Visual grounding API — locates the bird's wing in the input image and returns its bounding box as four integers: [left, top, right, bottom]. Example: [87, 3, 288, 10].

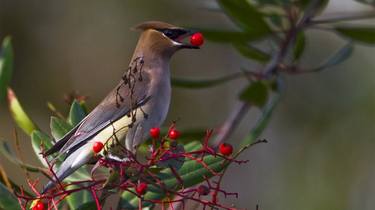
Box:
[45, 65, 151, 157]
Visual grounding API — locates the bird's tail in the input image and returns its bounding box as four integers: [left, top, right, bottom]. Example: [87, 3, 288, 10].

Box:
[41, 146, 91, 194]
[41, 163, 77, 194]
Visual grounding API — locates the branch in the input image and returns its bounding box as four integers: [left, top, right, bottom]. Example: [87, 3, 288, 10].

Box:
[211, 102, 250, 147]
[310, 11, 375, 25]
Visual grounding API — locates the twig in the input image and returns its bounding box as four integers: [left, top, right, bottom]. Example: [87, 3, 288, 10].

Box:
[310, 11, 375, 25]
[0, 163, 12, 191]
[211, 102, 250, 147]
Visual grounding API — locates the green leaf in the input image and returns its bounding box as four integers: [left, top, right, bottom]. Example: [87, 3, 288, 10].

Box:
[0, 36, 13, 100]
[217, 0, 271, 34]
[267, 14, 284, 28]
[239, 81, 269, 108]
[335, 26, 375, 44]
[63, 165, 92, 182]
[65, 186, 93, 210]
[0, 172, 32, 197]
[0, 140, 45, 173]
[311, 42, 354, 71]
[201, 29, 268, 43]
[50, 116, 73, 139]
[31, 130, 54, 166]
[7, 88, 37, 135]
[293, 32, 306, 60]
[157, 143, 185, 170]
[233, 42, 270, 63]
[255, 0, 286, 5]
[298, 0, 329, 14]
[240, 91, 281, 147]
[120, 141, 227, 209]
[76, 201, 98, 210]
[172, 73, 242, 89]
[68, 100, 87, 126]
[0, 182, 21, 210]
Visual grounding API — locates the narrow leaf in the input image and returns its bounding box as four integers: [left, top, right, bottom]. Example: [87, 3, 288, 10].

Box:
[7, 88, 37, 135]
[0, 182, 21, 210]
[254, 0, 285, 5]
[217, 0, 271, 34]
[50, 116, 73, 139]
[121, 155, 227, 209]
[0, 140, 44, 173]
[201, 29, 267, 43]
[298, 0, 329, 15]
[233, 42, 270, 63]
[0, 36, 13, 100]
[311, 42, 354, 71]
[172, 73, 242, 89]
[335, 26, 375, 44]
[120, 141, 226, 209]
[64, 166, 92, 182]
[0, 171, 32, 196]
[293, 32, 306, 60]
[68, 100, 86, 126]
[31, 130, 54, 166]
[65, 186, 93, 210]
[240, 91, 281, 147]
[76, 201, 97, 210]
[239, 81, 269, 108]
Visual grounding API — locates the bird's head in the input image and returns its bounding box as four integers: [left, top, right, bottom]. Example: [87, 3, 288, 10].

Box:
[133, 21, 199, 57]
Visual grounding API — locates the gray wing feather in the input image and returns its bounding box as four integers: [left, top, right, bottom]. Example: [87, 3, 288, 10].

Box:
[47, 68, 151, 157]
[44, 121, 82, 156]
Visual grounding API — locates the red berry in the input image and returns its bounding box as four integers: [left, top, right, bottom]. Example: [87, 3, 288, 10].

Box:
[136, 182, 148, 195]
[149, 127, 160, 139]
[219, 143, 233, 156]
[32, 201, 45, 210]
[92, 141, 104, 153]
[197, 185, 210, 196]
[190, 32, 204, 47]
[168, 129, 180, 140]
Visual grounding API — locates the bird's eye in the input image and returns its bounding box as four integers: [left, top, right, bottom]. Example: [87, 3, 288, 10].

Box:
[164, 30, 174, 37]
[158, 29, 187, 40]
[162, 29, 179, 40]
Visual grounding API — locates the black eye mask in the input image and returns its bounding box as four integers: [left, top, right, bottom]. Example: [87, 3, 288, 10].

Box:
[156, 28, 200, 49]
[157, 28, 187, 40]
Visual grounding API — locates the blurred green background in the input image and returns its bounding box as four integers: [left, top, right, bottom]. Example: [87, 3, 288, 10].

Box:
[0, 0, 374, 209]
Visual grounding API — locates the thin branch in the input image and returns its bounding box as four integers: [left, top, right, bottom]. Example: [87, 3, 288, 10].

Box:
[211, 102, 250, 147]
[310, 11, 375, 25]
[0, 163, 12, 191]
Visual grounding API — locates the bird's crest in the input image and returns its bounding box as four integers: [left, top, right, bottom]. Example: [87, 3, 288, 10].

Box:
[133, 21, 179, 30]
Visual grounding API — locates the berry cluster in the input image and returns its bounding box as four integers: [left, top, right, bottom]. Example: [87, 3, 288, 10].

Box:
[15, 123, 259, 210]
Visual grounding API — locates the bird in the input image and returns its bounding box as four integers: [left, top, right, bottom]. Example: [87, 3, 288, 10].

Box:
[42, 21, 200, 193]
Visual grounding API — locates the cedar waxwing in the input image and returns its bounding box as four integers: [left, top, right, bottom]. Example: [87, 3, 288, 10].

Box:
[42, 21, 199, 193]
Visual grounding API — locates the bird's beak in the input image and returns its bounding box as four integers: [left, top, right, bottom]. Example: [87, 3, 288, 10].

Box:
[173, 29, 200, 49]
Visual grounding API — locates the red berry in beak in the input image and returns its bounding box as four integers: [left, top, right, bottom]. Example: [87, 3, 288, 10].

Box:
[219, 143, 233, 156]
[150, 127, 160, 139]
[136, 182, 148, 195]
[168, 129, 181, 140]
[190, 32, 204, 47]
[92, 141, 104, 153]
